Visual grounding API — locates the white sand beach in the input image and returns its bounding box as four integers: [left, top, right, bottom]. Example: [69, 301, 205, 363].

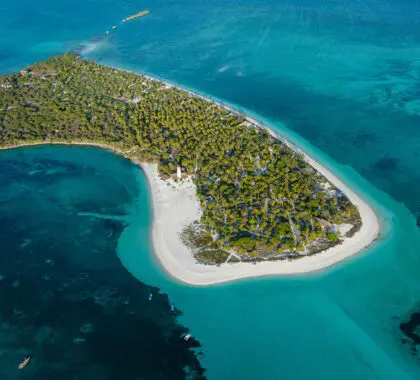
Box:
[141, 154, 380, 286]
[129, 81, 381, 286]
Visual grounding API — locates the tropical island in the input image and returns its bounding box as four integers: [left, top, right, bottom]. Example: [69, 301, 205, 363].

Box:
[0, 54, 379, 285]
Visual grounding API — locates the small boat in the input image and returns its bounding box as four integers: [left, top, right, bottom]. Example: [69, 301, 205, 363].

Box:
[18, 356, 31, 370]
[148, 293, 153, 301]
[170, 304, 175, 312]
[112, 25, 117, 29]
[184, 334, 192, 341]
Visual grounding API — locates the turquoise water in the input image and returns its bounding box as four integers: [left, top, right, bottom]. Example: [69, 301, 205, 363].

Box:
[1, 0, 420, 378]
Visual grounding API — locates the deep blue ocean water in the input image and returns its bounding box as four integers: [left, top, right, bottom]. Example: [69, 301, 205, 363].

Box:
[0, 146, 205, 379]
[1, 0, 420, 378]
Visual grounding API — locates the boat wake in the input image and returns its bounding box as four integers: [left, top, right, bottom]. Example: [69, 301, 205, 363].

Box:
[77, 40, 108, 56]
[217, 64, 230, 73]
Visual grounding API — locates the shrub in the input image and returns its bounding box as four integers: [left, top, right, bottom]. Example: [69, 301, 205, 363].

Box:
[326, 233, 339, 241]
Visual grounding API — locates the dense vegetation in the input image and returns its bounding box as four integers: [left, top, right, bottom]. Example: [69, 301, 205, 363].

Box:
[0, 54, 361, 264]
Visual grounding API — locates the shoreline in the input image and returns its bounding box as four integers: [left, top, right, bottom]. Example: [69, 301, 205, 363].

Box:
[0, 64, 380, 286]
[130, 71, 381, 284]
[141, 163, 380, 286]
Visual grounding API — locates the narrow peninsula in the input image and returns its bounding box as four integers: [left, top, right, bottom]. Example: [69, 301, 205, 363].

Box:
[122, 10, 150, 23]
[0, 54, 379, 285]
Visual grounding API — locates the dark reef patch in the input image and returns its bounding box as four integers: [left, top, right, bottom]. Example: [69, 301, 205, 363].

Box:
[400, 312, 420, 353]
[399, 304, 420, 358]
[372, 155, 399, 172]
[0, 147, 205, 379]
[0, 48, 13, 62]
